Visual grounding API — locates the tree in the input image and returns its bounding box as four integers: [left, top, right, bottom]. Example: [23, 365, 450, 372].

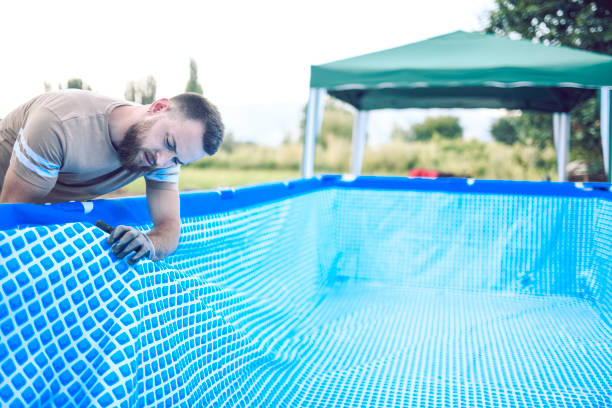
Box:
[43, 79, 91, 92]
[491, 112, 552, 148]
[486, 1, 611, 54]
[124, 76, 157, 105]
[67, 78, 83, 89]
[299, 99, 354, 149]
[281, 131, 293, 145]
[185, 58, 203, 94]
[485, 0, 612, 174]
[491, 117, 518, 145]
[66, 78, 92, 90]
[409, 116, 463, 141]
[125, 81, 136, 102]
[390, 124, 410, 142]
[220, 131, 236, 153]
[140, 76, 156, 105]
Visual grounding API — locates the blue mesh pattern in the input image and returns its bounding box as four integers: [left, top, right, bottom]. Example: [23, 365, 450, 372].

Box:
[589, 199, 612, 324]
[333, 190, 597, 296]
[1, 185, 611, 407]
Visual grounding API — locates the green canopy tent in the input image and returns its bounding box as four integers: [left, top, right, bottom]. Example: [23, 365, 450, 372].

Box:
[303, 31, 612, 181]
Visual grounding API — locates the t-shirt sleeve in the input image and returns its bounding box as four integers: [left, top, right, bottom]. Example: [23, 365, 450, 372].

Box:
[8, 108, 64, 190]
[144, 165, 180, 191]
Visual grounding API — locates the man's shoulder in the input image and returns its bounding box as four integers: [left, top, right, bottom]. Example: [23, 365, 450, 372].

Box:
[34, 90, 130, 123]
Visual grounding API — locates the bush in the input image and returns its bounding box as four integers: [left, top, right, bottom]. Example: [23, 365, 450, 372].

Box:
[191, 136, 557, 181]
[362, 137, 555, 180]
[190, 143, 302, 171]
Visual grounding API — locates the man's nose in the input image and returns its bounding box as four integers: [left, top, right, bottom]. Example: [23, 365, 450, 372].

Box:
[155, 150, 173, 167]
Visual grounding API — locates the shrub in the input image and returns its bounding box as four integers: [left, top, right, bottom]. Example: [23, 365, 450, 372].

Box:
[190, 136, 557, 181]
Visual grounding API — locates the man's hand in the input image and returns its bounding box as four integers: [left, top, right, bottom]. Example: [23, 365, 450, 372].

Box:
[107, 225, 157, 265]
[95, 184, 180, 265]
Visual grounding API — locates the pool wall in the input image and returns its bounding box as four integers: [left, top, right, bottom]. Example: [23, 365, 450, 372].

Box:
[0, 176, 611, 407]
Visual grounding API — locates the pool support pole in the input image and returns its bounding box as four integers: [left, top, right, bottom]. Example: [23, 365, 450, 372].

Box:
[553, 112, 570, 182]
[350, 110, 370, 176]
[302, 88, 326, 178]
[601, 87, 611, 182]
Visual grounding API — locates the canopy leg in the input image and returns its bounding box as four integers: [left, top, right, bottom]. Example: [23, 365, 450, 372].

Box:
[601, 87, 611, 182]
[553, 113, 570, 182]
[350, 111, 370, 175]
[301, 88, 326, 178]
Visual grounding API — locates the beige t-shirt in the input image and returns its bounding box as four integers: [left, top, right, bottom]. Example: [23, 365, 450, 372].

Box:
[0, 90, 179, 203]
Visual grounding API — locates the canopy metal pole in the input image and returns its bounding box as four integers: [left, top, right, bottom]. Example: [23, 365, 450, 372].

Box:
[315, 89, 327, 134]
[601, 87, 611, 182]
[553, 113, 560, 180]
[301, 88, 325, 178]
[553, 113, 560, 149]
[553, 112, 570, 182]
[350, 111, 369, 175]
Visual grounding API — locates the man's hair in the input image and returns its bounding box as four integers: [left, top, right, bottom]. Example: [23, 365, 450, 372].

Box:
[169, 93, 224, 155]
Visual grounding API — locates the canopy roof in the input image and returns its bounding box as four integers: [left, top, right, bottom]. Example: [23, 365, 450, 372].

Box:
[310, 31, 612, 112]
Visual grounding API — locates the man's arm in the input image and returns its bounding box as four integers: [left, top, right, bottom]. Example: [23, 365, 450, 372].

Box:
[144, 185, 181, 259]
[1, 108, 64, 204]
[0, 167, 54, 204]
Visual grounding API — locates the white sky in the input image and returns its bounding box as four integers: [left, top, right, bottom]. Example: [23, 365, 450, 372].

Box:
[0, 0, 502, 145]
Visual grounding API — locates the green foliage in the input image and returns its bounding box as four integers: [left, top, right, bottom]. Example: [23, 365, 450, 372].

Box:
[390, 124, 409, 141]
[124, 76, 157, 105]
[485, 0, 611, 175]
[491, 111, 553, 149]
[44, 78, 91, 92]
[140, 76, 157, 105]
[319, 101, 354, 148]
[409, 116, 463, 141]
[220, 131, 236, 153]
[490, 117, 519, 145]
[192, 142, 302, 171]
[361, 138, 556, 180]
[569, 98, 605, 174]
[67, 78, 83, 89]
[190, 137, 556, 181]
[185, 58, 203, 94]
[281, 131, 294, 145]
[117, 168, 300, 195]
[66, 78, 91, 90]
[299, 99, 354, 149]
[392, 116, 463, 142]
[486, 0, 611, 53]
[125, 82, 136, 102]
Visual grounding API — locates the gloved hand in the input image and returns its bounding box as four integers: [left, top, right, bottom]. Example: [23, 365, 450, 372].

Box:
[102, 223, 158, 265]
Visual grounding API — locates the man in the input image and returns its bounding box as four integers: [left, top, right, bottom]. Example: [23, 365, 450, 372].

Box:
[0, 89, 224, 264]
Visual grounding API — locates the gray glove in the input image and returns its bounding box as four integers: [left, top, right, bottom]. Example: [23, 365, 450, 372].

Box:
[104, 224, 157, 265]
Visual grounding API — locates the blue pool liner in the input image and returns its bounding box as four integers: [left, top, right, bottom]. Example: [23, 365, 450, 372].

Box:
[0, 175, 611, 407]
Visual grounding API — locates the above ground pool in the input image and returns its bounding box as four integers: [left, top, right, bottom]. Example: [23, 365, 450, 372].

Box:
[0, 175, 611, 407]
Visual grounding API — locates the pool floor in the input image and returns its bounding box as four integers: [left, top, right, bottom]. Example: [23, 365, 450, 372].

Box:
[250, 282, 612, 407]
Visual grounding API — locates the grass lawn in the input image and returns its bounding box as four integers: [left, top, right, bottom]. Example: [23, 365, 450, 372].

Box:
[102, 167, 301, 198]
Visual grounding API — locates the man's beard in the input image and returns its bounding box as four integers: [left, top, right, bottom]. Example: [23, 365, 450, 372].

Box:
[117, 119, 157, 172]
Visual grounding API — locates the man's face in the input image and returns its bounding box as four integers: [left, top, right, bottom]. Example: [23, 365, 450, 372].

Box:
[118, 112, 206, 172]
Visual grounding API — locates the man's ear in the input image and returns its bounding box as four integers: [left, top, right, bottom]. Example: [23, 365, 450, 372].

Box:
[149, 98, 170, 113]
